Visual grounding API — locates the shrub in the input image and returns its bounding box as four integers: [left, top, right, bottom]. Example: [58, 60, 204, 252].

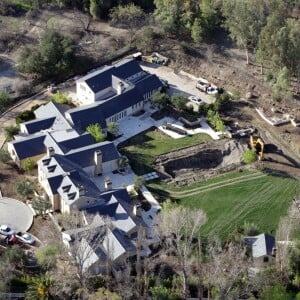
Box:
[16, 110, 35, 124]
[4, 125, 19, 141]
[0, 149, 10, 163]
[15, 179, 34, 198]
[51, 91, 71, 104]
[86, 123, 105, 143]
[243, 149, 257, 164]
[23, 158, 35, 171]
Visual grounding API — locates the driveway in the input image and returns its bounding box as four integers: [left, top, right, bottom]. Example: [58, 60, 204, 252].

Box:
[140, 62, 216, 104]
[0, 197, 34, 233]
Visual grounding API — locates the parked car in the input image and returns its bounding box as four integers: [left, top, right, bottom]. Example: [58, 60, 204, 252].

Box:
[206, 86, 219, 95]
[188, 95, 202, 104]
[0, 225, 15, 236]
[16, 232, 35, 245]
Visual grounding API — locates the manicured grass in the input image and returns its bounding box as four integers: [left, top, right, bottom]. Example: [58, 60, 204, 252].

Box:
[118, 127, 212, 175]
[148, 172, 297, 241]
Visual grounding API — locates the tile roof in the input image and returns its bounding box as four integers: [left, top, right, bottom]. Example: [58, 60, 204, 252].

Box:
[244, 233, 275, 258]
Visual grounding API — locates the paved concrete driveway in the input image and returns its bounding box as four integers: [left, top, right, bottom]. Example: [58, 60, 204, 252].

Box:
[0, 197, 33, 233]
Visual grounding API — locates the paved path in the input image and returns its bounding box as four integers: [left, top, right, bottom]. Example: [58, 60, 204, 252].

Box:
[0, 197, 34, 232]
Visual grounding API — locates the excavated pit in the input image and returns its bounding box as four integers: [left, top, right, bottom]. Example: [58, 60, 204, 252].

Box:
[154, 139, 248, 186]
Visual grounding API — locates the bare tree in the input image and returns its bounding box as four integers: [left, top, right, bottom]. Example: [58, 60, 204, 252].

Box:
[156, 206, 207, 299]
[276, 204, 300, 276]
[204, 239, 250, 300]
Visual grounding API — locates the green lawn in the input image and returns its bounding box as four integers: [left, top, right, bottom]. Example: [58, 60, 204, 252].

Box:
[148, 172, 297, 241]
[118, 127, 211, 175]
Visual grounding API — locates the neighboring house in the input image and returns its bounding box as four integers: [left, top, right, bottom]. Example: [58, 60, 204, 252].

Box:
[66, 59, 163, 132]
[38, 142, 120, 212]
[244, 233, 276, 268]
[62, 188, 148, 276]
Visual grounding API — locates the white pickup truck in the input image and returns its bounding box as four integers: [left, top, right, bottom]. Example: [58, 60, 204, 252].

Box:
[196, 77, 218, 95]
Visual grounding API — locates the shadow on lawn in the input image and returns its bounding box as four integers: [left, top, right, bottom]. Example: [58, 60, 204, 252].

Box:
[261, 167, 295, 179]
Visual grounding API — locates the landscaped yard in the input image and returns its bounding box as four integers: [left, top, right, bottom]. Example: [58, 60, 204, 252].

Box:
[118, 127, 212, 175]
[148, 170, 297, 241]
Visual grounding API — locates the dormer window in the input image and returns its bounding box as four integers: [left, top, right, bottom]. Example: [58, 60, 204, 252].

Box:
[62, 185, 71, 193]
[43, 158, 51, 166]
[47, 165, 56, 172]
[68, 192, 76, 200]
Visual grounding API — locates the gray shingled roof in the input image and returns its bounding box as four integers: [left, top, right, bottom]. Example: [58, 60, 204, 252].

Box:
[244, 233, 275, 258]
[81, 59, 143, 93]
[66, 103, 107, 132]
[22, 117, 56, 134]
[65, 141, 119, 167]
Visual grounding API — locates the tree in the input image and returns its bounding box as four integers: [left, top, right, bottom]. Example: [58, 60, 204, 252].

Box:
[260, 284, 294, 300]
[243, 149, 258, 164]
[16, 110, 35, 124]
[25, 273, 55, 300]
[15, 178, 34, 199]
[222, 0, 266, 64]
[207, 109, 225, 132]
[118, 156, 129, 169]
[156, 207, 207, 299]
[171, 94, 187, 111]
[151, 91, 170, 109]
[4, 125, 19, 141]
[86, 123, 105, 143]
[191, 18, 203, 45]
[0, 149, 10, 164]
[51, 91, 71, 104]
[135, 26, 156, 54]
[107, 122, 119, 136]
[204, 240, 250, 299]
[272, 67, 292, 102]
[18, 30, 75, 79]
[200, 0, 218, 37]
[0, 91, 11, 112]
[23, 158, 36, 171]
[31, 196, 52, 216]
[110, 4, 146, 43]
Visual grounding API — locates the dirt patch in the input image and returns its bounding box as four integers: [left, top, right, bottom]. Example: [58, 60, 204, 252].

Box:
[154, 139, 248, 186]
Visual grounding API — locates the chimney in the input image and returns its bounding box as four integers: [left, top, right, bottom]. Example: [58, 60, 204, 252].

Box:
[94, 150, 103, 176]
[78, 185, 85, 197]
[104, 177, 112, 191]
[47, 147, 55, 157]
[117, 81, 124, 95]
[133, 204, 142, 217]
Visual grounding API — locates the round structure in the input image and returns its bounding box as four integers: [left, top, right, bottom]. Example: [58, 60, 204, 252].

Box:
[0, 197, 34, 233]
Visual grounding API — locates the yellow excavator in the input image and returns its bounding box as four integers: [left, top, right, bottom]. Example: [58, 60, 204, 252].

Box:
[250, 135, 264, 161]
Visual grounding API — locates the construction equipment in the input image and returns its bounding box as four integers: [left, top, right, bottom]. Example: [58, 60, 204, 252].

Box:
[250, 135, 265, 161]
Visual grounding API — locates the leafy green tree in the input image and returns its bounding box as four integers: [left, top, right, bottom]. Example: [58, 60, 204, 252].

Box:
[0, 149, 10, 164]
[136, 26, 156, 54]
[200, 0, 218, 37]
[171, 94, 187, 111]
[243, 149, 257, 164]
[4, 125, 19, 141]
[107, 122, 119, 136]
[110, 4, 145, 43]
[18, 30, 75, 79]
[0, 91, 11, 112]
[15, 179, 34, 199]
[207, 109, 225, 131]
[118, 156, 129, 169]
[86, 123, 105, 143]
[51, 91, 71, 104]
[150, 285, 173, 300]
[151, 91, 170, 109]
[222, 0, 266, 64]
[23, 158, 36, 171]
[191, 18, 203, 45]
[32, 197, 52, 217]
[25, 273, 55, 300]
[260, 284, 294, 300]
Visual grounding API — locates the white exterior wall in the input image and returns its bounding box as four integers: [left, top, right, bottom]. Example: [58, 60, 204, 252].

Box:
[7, 143, 18, 164]
[19, 123, 29, 134]
[76, 82, 95, 105]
